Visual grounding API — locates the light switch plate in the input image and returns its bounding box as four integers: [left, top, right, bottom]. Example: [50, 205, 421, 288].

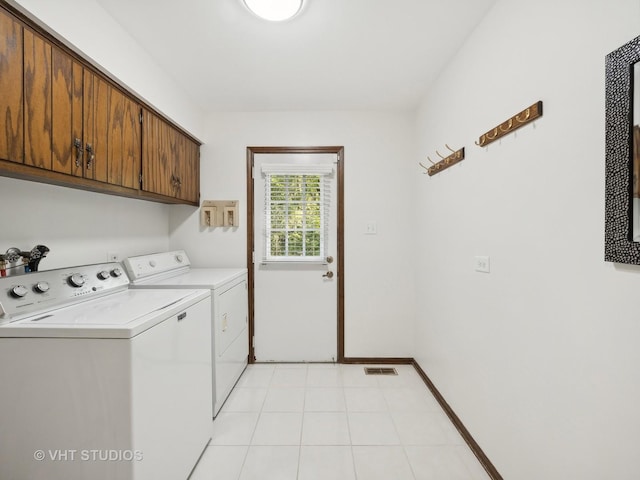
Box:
[365, 222, 377, 235]
[475, 256, 490, 273]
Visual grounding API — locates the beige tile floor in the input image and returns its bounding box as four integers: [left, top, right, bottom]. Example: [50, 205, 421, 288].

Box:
[189, 363, 491, 480]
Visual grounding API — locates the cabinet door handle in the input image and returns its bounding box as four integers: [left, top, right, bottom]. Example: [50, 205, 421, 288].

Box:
[73, 138, 83, 168]
[85, 144, 95, 169]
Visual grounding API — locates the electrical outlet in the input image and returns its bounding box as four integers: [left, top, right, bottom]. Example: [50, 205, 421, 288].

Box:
[474, 255, 490, 273]
[107, 252, 120, 262]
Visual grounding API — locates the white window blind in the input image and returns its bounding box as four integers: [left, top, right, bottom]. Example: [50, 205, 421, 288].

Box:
[262, 164, 333, 263]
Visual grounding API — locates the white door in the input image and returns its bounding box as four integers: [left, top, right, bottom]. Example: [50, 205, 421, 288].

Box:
[253, 153, 338, 362]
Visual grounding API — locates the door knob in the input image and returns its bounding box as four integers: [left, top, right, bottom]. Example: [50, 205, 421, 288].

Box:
[326, 256, 334, 264]
[322, 271, 334, 279]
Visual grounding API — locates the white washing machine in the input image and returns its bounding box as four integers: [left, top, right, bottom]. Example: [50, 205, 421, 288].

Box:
[0, 262, 212, 480]
[124, 250, 248, 416]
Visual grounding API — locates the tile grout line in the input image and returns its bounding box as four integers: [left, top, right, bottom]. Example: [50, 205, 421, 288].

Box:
[295, 365, 309, 479]
[246, 365, 274, 449]
[208, 363, 488, 480]
[340, 367, 359, 480]
[381, 376, 419, 480]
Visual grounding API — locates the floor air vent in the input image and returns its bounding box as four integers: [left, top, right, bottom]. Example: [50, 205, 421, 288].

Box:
[364, 367, 398, 375]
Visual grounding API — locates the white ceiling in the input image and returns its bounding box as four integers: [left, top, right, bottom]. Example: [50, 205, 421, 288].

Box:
[95, 0, 497, 112]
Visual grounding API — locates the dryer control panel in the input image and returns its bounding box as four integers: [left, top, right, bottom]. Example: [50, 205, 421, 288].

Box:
[0, 263, 129, 323]
[123, 250, 191, 282]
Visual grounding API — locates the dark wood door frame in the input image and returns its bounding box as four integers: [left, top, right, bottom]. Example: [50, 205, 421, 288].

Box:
[246, 146, 345, 363]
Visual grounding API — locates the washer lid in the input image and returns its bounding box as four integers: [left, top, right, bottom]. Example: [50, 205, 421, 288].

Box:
[0, 288, 210, 338]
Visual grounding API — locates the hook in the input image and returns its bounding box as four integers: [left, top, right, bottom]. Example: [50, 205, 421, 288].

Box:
[436, 150, 446, 160]
[418, 162, 430, 174]
[426, 156, 436, 165]
[499, 118, 513, 132]
[445, 143, 456, 154]
[515, 108, 531, 123]
[475, 135, 486, 146]
[486, 128, 498, 140]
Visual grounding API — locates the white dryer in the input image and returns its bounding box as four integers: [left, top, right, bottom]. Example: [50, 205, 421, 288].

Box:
[0, 262, 212, 480]
[124, 250, 248, 416]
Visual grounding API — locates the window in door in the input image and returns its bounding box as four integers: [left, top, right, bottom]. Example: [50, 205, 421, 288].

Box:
[262, 165, 333, 263]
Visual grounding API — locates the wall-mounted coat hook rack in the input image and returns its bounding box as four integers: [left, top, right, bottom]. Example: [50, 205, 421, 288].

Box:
[419, 144, 465, 176]
[475, 101, 543, 147]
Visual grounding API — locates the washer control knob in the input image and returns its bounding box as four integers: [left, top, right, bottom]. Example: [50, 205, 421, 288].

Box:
[11, 285, 28, 298]
[176, 254, 184, 263]
[111, 268, 123, 278]
[68, 274, 85, 288]
[149, 260, 157, 268]
[97, 270, 110, 280]
[34, 281, 50, 293]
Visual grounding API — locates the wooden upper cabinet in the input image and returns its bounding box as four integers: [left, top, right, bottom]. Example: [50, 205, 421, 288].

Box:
[0, 4, 197, 205]
[142, 109, 199, 204]
[0, 9, 23, 163]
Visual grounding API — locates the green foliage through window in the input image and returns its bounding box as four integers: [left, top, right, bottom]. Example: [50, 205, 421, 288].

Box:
[266, 174, 325, 259]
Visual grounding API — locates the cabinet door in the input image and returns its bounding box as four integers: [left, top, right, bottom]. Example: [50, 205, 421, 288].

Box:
[187, 138, 200, 203]
[24, 31, 81, 175]
[107, 88, 141, 188]
[0, 9, 23, 163]
[173, 131, 187, 200]
[69, 62, 84, 177]
[24, 29, 51, 169]
[52, 47, 83, 175]
[142, 109, 174, 197]
[142, 109, 199, 203]
[119, 95, 141, 190]
[83, 70, 109, 182]
[176, 133, 200, 204]
[83, 70, 141, 187]
[141, 109, 161, 195]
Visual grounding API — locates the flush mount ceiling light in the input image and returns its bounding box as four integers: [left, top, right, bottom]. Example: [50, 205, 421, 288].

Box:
[243, 0, 304, 21]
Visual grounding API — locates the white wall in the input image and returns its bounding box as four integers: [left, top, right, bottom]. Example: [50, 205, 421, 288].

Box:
[0, 177, 169, 270]
[169, 111, 417, 357]
[413, 0, 640, 479]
